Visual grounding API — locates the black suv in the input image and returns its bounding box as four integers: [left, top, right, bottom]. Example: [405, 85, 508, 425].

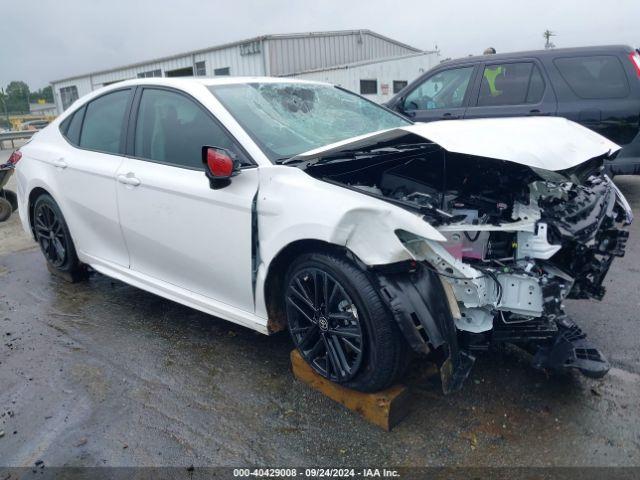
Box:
[387, 45, 640, 175]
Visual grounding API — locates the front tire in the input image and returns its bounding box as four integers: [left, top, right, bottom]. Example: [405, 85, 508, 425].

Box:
[33, 194, 85, 281]
[285, 252, 409, 392]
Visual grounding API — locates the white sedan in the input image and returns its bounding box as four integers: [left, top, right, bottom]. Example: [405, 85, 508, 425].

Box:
[13, 77, 632, 392]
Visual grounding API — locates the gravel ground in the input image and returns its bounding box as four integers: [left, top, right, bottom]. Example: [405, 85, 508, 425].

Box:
[0, 148, 639, 468]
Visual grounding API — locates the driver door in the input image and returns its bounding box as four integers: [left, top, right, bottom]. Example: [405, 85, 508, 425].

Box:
[116, 86, 259, 313]
[400, 65, 478, 122]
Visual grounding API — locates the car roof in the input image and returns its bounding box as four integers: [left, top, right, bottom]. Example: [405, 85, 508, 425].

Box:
[96, 76, 331, 91]
[440, 44, 635, 67]
[57, 76, 338, 121]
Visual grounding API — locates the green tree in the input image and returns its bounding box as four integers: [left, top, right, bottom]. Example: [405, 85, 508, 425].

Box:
[29, 86, 54, 104]
[5, 81, 30, 113]
[0, 89, 10, 128]
[41, 86, 54, 103]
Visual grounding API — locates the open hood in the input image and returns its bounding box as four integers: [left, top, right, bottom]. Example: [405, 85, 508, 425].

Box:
[294, 117, 621, 171]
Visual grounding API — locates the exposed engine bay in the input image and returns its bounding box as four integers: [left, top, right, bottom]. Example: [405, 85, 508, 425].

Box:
[293, 133, 633, 390]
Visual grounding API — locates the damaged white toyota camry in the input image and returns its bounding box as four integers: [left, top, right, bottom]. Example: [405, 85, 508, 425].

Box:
[14, 78, 632, 393]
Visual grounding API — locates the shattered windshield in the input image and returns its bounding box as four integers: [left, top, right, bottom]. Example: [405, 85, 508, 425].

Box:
[209, 83, 410, 162]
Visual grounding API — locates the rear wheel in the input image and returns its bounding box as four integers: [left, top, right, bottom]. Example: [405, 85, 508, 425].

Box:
[1, 189, 18, 212]
[0, 197, 11, 222]
[285, 252, 408, 392]
[33, 194, 85, 281]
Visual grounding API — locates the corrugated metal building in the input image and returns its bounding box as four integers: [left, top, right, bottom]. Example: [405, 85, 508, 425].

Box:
[51, 30, 438, 113]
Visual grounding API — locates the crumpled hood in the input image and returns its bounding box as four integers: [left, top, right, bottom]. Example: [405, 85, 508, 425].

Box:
[295, 117, 621, 172]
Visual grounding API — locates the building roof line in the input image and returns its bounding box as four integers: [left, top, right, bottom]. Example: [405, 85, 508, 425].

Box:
[50, 29, 422, 84]
[282, 51, 436, 77]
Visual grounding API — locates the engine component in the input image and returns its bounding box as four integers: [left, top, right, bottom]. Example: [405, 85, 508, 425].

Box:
[304, 137, 629, 392]
[350, 184, 382, 195]
[485, 231, 516, 260]
[516, 223, 561, 260]
[456, 307, 494, 333]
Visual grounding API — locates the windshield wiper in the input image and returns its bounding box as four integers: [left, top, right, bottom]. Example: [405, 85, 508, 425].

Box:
[281, 142, 437, 167]
[274, 157, 296, 165]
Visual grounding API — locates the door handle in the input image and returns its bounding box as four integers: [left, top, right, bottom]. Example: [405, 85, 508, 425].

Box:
[117, 174, 141, 187]
[441, 112, 460, 120]
[528, 109, 551, 116]
[52, 158, 68, 169]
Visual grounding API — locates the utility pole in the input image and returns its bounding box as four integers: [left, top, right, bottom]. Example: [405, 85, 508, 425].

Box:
[0, 88, 10, 128]
[543, 30, 556, 49]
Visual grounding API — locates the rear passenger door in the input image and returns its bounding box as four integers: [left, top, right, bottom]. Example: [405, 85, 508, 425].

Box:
[56, 88, 133, 267]
[550, 54, 640, 146]
[399, 65, 478, 122]
[464, 59, 557, 119]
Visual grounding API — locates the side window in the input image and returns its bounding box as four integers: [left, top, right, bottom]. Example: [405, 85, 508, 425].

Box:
[360, 80, 378, 95]
[134, 88, 244, 169]
[477, 62, 544, 106]
[404, 67, 474, 111]
[526, 65, 545, 103]
[393, 80, 408, 94]
[554, 55, 629, 99]
[61, 106, 85, 145]
[214, 67, 230, 76]
[60, 86, 79, 111]
[195, 61, 207, 76]
[79, 90, 130, 154]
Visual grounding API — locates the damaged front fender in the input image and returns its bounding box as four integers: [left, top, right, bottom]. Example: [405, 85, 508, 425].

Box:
[257, 166, 445, 272]
[329, 207, 445, 266]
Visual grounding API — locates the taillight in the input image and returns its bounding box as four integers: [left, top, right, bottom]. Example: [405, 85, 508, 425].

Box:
[8, 150, 22, 165]
[630, 51, 640, 78]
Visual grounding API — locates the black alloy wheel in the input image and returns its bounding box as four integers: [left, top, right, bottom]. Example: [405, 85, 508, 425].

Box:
[286, 267, 365, 382]
[34, 201, 67, 268]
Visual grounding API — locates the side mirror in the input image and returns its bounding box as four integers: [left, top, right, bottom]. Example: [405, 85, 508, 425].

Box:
[202, 146, 241, 189]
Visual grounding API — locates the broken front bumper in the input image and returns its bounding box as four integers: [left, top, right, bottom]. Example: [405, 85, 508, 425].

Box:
[377, 176, 631, 393]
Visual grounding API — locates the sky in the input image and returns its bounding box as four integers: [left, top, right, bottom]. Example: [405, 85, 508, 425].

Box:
[1, 0, 638, 90]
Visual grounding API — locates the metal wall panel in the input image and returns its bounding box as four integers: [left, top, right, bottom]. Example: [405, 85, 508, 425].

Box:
[50, 31, 424, 113]
[51, 77, 94, 113]
[267, 31, 420, 76]
[50, 46, 265, 113]
[194, 45, 265, 77]
[93, 56, 194, 86]
[290, 53, 438, 104]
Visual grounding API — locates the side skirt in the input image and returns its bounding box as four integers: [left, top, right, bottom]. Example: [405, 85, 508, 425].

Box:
[79, 252, 270, 334]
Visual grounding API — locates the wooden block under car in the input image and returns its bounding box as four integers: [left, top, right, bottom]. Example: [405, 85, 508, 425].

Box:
[290, 349, 410, 431]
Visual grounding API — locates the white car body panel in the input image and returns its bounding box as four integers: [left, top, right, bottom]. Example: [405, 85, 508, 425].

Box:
[16, 132, 129, 267]
[84, 252, 270, 333]
[115, 158, 260, 314]
[296, 116, 621, 171]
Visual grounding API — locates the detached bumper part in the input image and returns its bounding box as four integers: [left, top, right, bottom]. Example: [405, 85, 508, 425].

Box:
[376, 266, 475, 394]
[532, 317, 610, 378]
[377, 264, 611, 393]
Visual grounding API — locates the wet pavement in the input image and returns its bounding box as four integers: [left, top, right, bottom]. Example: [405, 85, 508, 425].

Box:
[0, 158, 639, 467]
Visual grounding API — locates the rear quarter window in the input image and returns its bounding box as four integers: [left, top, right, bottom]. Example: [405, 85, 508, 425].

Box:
[61, 107, 85, 145]
[79, 89, 131, 154]
[554, 55, 629, 99]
